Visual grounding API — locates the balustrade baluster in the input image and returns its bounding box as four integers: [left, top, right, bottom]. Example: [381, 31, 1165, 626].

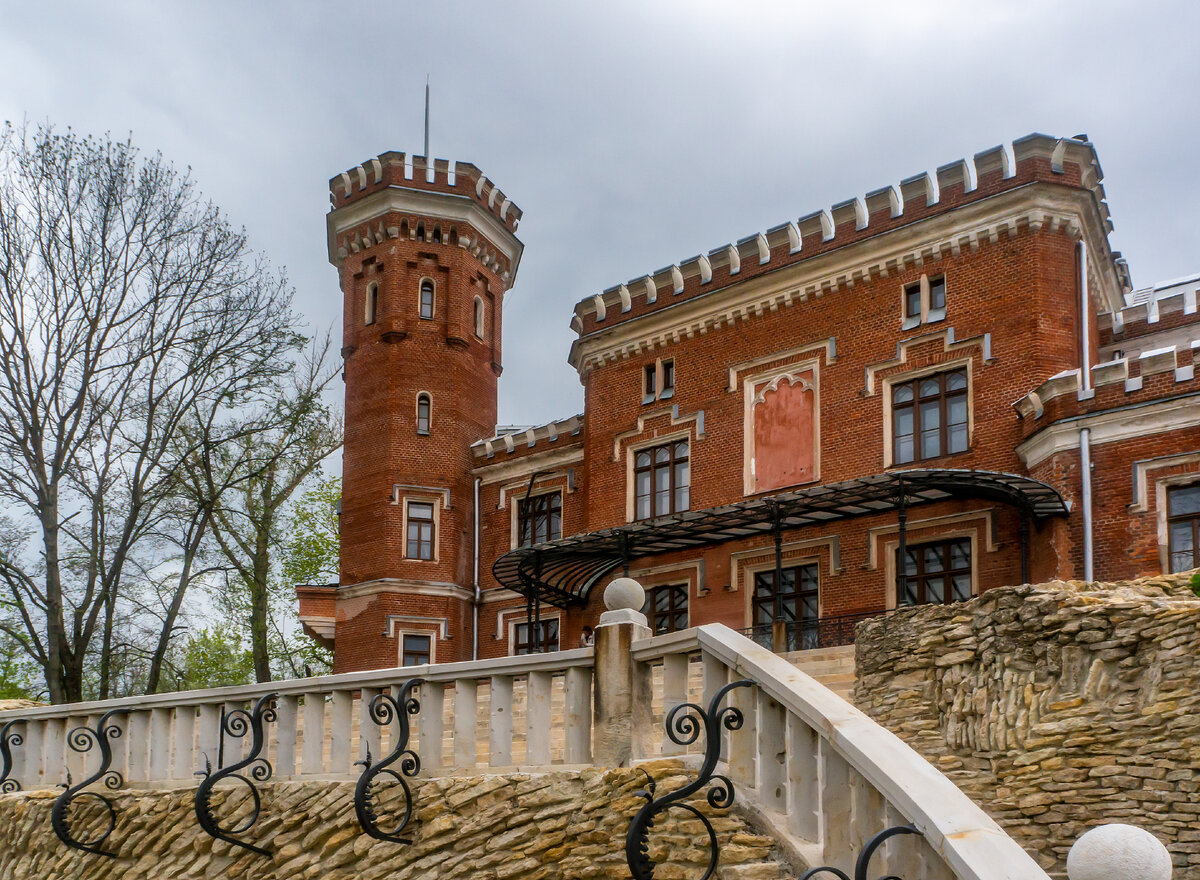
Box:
[525, 671, 552, 765]
[661, 653, 689, 757]
[23, 720, 43, 788]
[786, 713, 819, 842]
[453, 679, 478, 769]
[563, 666, 591, 764]
[728, 680, 757, 789]
[301, 693, 325, 774]
[223, 701, 247, 765]
[489, 675, 514, 767]
[756, 690, 786, 810]
[883, 804, 919, 877]
[172, 706, 195, 780]
[818, 739, 854, 868]
[417, 680, 445, 771]
[149, 708, 171, 782]
[126, 712, 149, 784]
[196, 704, 222, 773]
[64, 716, 86, 784]
[358, 687, 381, 764]
[329, 690, 353, 775]
[701, 652, 728, 761]
[274, 695, 298, 779]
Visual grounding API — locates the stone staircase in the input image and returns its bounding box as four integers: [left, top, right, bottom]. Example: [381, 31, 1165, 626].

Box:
[782, 644, 856, 701]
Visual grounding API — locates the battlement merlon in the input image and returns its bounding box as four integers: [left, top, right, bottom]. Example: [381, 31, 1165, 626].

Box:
[325, 152, 524, 288]
[567, 133, 1130, 341]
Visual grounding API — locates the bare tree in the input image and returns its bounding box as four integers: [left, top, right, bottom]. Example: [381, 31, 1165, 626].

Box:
[0, 123, 305, 702]
[201, 337, 342, 683]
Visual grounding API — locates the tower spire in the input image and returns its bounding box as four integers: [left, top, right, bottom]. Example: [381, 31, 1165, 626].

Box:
[424, 77, 430, 160]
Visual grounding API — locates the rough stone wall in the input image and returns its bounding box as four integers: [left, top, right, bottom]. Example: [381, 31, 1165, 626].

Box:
[0, 762, 786, 880]
[853, 573, 1200, 878]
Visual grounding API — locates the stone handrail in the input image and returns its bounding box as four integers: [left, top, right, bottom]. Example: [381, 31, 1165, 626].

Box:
[0, 648, 594, 790]
[630, 624, 1052, 880]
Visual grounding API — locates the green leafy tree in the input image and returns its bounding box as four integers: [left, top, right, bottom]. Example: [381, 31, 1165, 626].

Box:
[167, 624, 253, 692]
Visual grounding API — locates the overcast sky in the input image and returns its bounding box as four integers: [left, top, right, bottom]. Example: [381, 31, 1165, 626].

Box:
[1, 1, 1196, 427]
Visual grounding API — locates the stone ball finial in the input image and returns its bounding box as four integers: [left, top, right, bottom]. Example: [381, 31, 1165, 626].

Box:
[604, 577, 645, 612]
[1067, 824, 1172, 880]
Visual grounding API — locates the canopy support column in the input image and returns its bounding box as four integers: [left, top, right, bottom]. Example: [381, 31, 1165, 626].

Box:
[896, 481, 908, 606]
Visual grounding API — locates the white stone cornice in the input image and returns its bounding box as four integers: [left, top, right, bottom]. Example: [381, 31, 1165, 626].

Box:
[1016, 393, 1200, 469]
[337, 579, 474, 603]
[472, 446, 585, 485]
[327, 185, 524, 285]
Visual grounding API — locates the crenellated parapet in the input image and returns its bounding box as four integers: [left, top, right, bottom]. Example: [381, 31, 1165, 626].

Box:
[1099, 273, 1200, 346]
[471, 413, 585, 460]
[326, 152, 524, 289]
[570, 133, 1130, 342]
[329, 152, 522, 232]
[1013, 338, 1200, 429]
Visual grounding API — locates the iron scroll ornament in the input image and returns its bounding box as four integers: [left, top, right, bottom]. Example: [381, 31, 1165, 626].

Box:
[0, 719, 22, 792]
[194, 692, 277, 857]
[353, 678, 424, 843]
[626, 678, 754, 880]
[51, 709, 125, 858]
[799, 823, 923, 880]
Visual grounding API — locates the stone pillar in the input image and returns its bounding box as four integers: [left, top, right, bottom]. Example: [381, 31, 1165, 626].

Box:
[593, 577, 652, 767]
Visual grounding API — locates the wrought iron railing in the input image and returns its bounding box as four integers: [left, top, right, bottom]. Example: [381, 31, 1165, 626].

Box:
[740, 609, 893, 652]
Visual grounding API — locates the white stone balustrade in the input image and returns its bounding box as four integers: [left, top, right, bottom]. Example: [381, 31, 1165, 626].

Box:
[0, 648, 594, 787]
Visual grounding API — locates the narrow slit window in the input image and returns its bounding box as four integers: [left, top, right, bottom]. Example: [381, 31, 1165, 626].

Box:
[416, 394, 431, 435]
[474, 296, 485, 338]
[365, 282, 378, 325]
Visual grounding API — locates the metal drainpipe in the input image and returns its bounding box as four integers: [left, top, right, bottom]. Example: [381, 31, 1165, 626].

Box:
[1078, 241, 1095, 582]
[1081, 427, 1094, 581]
[472, 476, 481, 661]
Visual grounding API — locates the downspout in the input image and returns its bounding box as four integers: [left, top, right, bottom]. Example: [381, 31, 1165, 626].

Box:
[472, 476, 481, 660]
[1078, 241, 1094, 581]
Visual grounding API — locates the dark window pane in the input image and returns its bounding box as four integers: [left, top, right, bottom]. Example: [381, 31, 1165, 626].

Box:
[929, 277, 946, 310]
[905, 284, 921, 318]
[1169, 485, 1200, 517]
[644, 364, 656, 397]
[662, 360, 674, 393]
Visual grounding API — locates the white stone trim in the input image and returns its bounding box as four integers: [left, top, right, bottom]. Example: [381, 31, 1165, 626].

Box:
[474, 447, 585, 485]
[327, 186, 524, 286]
[622, 428, 694, 523]
[742, 358, 822, 495]
[337, 579, 473, 602]
[507, 485, 564, 550]
[1130, 450, 1200, 512]
[729, 536, 842, 591]
[401, 494, 441, 563]
[298, 614, 335, 640]
[385, 614, 450, 640]
[1016, 393, 1200, 469]
[863, 509, 997, 570]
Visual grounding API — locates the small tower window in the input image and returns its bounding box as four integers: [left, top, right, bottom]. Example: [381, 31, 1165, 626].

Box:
[365, 282, 378, 326]
[473, 296, 485, 339]
[416, 393, 431, 435]
[419, 279, 435, 320]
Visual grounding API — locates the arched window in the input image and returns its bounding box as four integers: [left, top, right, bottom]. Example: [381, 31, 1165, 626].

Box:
[473, 296, 485, 338]
[365, 282, 378, 325]
[416, 393, 431, 435]
[416, 222, 426, 242]
[432, 225, 442, 243]
[419, 279, 434, 320]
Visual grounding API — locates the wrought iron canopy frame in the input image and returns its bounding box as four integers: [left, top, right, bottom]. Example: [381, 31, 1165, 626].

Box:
[492, 469, 1068, 608]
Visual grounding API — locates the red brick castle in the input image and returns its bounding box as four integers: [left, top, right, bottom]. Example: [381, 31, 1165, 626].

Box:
[299, 135, 1200, 672]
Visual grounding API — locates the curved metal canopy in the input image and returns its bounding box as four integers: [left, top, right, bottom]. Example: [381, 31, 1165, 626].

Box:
[491, 469, 1069, 608]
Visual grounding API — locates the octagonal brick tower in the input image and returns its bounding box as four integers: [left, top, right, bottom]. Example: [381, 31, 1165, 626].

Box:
[325, 153, 523, 672]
